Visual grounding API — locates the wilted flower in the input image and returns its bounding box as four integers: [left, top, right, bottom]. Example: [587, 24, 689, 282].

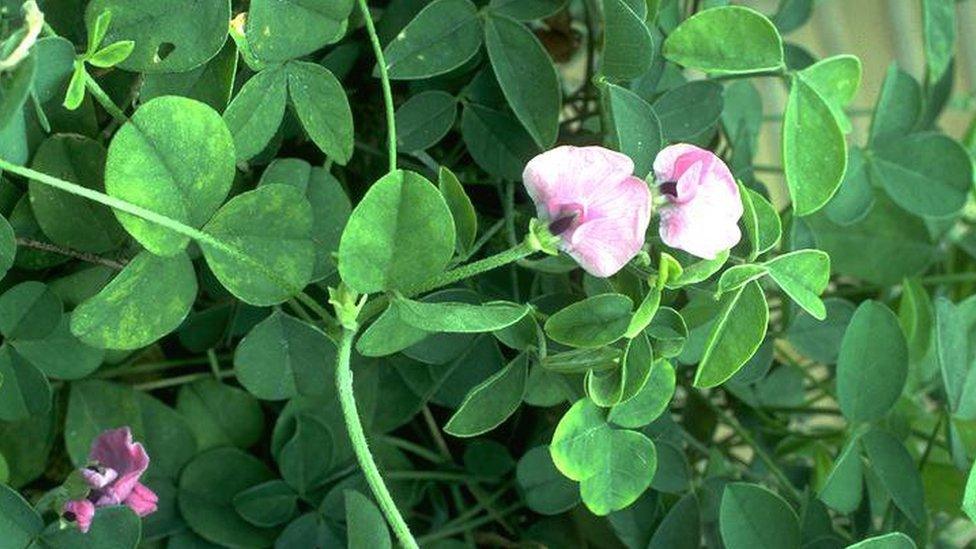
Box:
[62, 427, 158, 533]
[653, 144, 743, 260]
[523, 146, 651, 277]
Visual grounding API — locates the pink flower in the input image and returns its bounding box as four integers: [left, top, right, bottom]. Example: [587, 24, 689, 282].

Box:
[523, 146, 652, 277]
[62, 427, 158, 533]
[653, 144, 743, 260]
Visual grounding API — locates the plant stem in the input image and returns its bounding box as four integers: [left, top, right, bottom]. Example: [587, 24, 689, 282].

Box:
[356, 0, 397, 172]
[15, 236, 126, 270]
[403, 243, 535, 297]
[133, 370, 234, 391]
[83, 70, 128, 124]
[417, 502, 523, 545]
[702, 396, 802, 503]
[336, 328, 419, 549]
[295, 291, 340, 334]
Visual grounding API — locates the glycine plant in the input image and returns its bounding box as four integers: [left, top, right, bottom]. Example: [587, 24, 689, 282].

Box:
[0, 0, 974, 547]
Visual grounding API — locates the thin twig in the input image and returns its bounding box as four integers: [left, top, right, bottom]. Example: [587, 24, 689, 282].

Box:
[16, 237, 127, 270]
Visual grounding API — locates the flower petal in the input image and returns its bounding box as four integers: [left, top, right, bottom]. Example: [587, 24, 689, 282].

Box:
[124, 482, 159, 517]
[88, 427, 150, 504]
[63, 499, 96, 533]
[563, 176, 651, 277]
[653, 143, 710, 182]
[659, 198, 743, 259]
[523, 145, 635, 220]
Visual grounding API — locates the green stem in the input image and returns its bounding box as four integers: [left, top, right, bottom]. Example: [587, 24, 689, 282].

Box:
[356, 0, 397, 172]
[417, 502, 524, 545]
[83, 70, 128, 124]
[206, 349, 221, 381]
[133, 370, 234, 391]
[336, 328, 419, 549]
[95, 355, 230, 378]
[404, 242, 535, 297]
[296, 291, 340, 334]
[702, 396, 802, 503]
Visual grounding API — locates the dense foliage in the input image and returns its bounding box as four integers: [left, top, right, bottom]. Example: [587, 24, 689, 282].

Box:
[0, 0, 975, 547]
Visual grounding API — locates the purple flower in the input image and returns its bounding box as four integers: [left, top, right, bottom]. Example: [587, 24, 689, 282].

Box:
[62, 427, 158, 533]
[653, 144, 743, 259]
[523, 146, 652, 277]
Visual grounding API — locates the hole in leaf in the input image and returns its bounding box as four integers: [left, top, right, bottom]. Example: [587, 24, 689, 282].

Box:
[153, 42, 176, 63]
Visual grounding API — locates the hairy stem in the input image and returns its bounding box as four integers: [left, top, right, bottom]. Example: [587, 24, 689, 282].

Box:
[336, 328, 419, 549]
[403, 242, 535, 297]
[356, 0, 397, 172]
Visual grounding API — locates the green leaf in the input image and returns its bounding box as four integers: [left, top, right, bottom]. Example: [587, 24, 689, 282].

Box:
[246, 0, 353, 63]
[178, 447, 279, 547]
[356, 302, 429, 358]
[542, 347, 623, 374]
[438, 167, 477, 253]
[276, 413, 334, 494]
[662, 6, 784, 74]
[106, 96, 235, 256]
[141, 40, 239, 111]
[11, 317, 104, 380]
[0, 346, 51, 421]
[234, 311, 336, 400]
[625, 286, 661, 338]
[338, 170, 455, 294]
[798, 55, 861, 133]
[869, 64, 922, 146]
[550, 399, 657, 515]
[605, 83, 663, 178]
[922, 0, 955, 84]
[836, 301, 908, 423]
[786, 298, 855, 364]
[176, 379, 265, 451]
[86, 9, 113, 57]
[898, 278, 934, 366]
[0, 281, 62, 341]
[847, 533, 917, 549]
[0, 484, 42, 547]
[28, 134, 125, 253]
[771, 0, 813, 33]
[719, 482, 800, 549]
[233, 481, 298, 528]
[545, 294, 633, 349]
[608, 359, 675, 428]
[87, 40, 136, 68]
[38, 506, 141, 549]
[258, 159, 351, 281]
[586, 333, 654, 407]
[738, 186, 781, 259]
[649, 492, 701, 549]
[652, 80, 723, 141]
[396, 298, 531, 334]
[84, 0, 230, 73]
[286, 61, 355, 164]
[602, 0, 655, 79]
[694, 281, 768, 388]
[647, 307, 687, 358]
[200, 184, 315, 306]
[807, 195, 936, 286]
[783, 74, 847, 216]
[764, 249, 830, 320]
[862, 430, 926, 526]
[0, 51, 36, 129]
[223, 66, 287, 161]
[484, 13, 561, 148]
[819, 435, 863, 513]
[345, 491, 392, 549]
[489, 0, 567, 21]
[870, 132, 972, 218]
[461, 103, 539, 181]
[0, 215, 15, 278]
[717, 264, 768, 294]
[396, 91, 457, 152]
[516, 445, 580, 515]
[933, 297, 970, 414]
[664, 250, 730, 289]
[70, 251, 197, 350]
[823, 147, 874, 226]
[445, 353, 528, 437]
[383, 0, 483, 80]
